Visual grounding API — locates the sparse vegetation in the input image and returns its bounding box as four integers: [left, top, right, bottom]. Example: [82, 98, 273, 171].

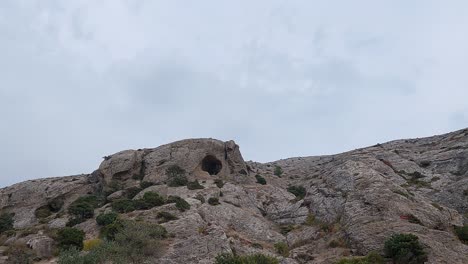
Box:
[304, 213, 315, 226]
[208, 197, 220, 206]
[187, 180, 205, 190]
[335, 251, 384, 264]
[287, 185, 306, 199]
[166, 165, 188, 187]
[57, 227, 85, 251]
[274, 165, 283, 177]
[215, 253, 279, 264]
[279, 224, 295, 235]
[454, 225, 468, 243]
[112, 191, 165, 213]
[274, 241, 289, 257]
[255, 175, 267, 185]
[60, 220, 167, 263]
[384, 233, 427, 264]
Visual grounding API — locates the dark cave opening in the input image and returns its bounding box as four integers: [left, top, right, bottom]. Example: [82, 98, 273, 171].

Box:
[201, 155, 222, 175]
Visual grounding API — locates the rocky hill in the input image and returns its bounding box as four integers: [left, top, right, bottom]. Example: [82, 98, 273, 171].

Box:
[0, 129, 467, 263]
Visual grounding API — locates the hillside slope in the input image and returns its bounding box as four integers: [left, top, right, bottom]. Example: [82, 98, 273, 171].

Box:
[0, 129, 467, 263]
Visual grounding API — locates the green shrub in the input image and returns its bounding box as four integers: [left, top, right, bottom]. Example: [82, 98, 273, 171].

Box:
[255, 175, 267, 185]
[279, 224, 295, 235]
[195, 194, 205, 203]
[208, 197, 220, 206]
[96, 212, 118, 226]
[100, 220, 124, 240]
[214, 179, 225, 188]
[111, 199, 136, 213]
[215, 253, 279, 264]
[142, 191, 165, 207]
[274, 166, 283, 177]
[157, 211, 178, 223]
[57, 227, 85, 251]
[187, 180, 205, 190]
[274, 242, 289, 257]
[68, 195, 102, 221]
[126, 187, 142, 199]
[167, 196, 191, 211]
[384, 233, 427, 264]
[287, 185, 306, 199]
[0, 213, 14, 233]
[335, 251, 384, 264]
[140, 181, 154, 189]
[166, 165, 188, 187]
[48, 197, 64, 212]
[66, 218, 85, 227]
[454, 225, 468, 243]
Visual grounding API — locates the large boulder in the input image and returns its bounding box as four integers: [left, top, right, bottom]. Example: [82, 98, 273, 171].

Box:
[98, 139, 250, 191]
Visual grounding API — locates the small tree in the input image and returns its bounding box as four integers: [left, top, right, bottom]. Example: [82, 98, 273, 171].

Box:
[57, 227, 85, 251]
[384, 233, 427, 264]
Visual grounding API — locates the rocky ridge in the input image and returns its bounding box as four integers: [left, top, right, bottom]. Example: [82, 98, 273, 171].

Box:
[0, 129, 467, 263]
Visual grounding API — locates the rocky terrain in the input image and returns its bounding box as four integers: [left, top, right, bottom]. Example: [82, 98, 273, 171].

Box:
[0, 129, 467, 263]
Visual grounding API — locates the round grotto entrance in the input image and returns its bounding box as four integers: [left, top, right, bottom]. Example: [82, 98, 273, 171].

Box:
[201, 155, 222, 175]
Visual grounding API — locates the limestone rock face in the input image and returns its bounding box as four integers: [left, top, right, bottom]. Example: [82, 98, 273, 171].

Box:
[98, 139, 250, 191]
[0, 175, 95, 229]
[1, 131, 468, 263]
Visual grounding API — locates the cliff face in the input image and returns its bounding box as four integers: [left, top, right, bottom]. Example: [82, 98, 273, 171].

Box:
[0, 129, 467, 263]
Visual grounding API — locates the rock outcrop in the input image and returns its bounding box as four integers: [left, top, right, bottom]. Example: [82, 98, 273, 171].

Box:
[0, 131, 467, 263]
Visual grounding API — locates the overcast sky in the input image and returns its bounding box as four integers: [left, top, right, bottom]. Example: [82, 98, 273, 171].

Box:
[1, 1, 468, 187]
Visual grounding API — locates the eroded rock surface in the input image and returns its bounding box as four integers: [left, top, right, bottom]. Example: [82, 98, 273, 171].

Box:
[0, 131, 468, 263]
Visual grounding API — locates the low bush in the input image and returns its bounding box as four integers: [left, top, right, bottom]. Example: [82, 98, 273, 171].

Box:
[187, 180, 205, 190]
[215, 253, 279, 264]
[83, 239, 102, 251]
[100, 220, 124, 241]
[255, 175, 267, 185]
[96, 212, 118, 226]
[287, 185, 306, 199]
[274, 165, 283, 177]
[167, 196, 191, 211]
[195, 194, 205, 203]
[141, 191, 165, 208]
[111, 199, 135, 213]
[0, 213, 14, 233]
[166, 165, 188, 187]
[68, 195, 102, 224]
[214, 179, 225, 188]
[208, 197, 220, 206]
[454, 225, 468, 243]
[274, 242, 289, 257]
[335, 251, 384, 264]
[57, 227, 85, 251]
[157, 211, 178, 223]
[384, 233, 427, 264]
